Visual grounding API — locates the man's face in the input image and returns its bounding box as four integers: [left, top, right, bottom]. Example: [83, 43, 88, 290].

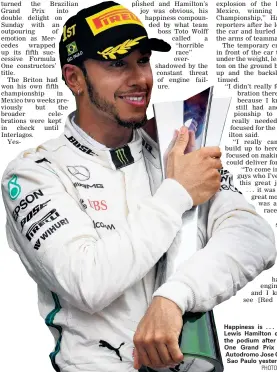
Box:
[81, 49, 153, 129]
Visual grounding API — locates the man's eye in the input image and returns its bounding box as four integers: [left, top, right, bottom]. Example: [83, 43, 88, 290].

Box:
[110, 60, 125, 67]
[139, 56, 150, 64]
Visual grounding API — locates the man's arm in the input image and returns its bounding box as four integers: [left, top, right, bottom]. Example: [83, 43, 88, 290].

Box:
[2, 154, 192, 316]
[153, 172, 276, 313]
[134, 171, 276, 369]
[2, 128, 221, 316]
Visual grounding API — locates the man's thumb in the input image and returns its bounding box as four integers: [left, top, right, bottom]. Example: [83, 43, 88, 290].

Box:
[174, 126, 189, 152]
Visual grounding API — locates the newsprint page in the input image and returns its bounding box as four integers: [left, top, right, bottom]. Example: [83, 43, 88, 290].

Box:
[1, 1, 277, 371]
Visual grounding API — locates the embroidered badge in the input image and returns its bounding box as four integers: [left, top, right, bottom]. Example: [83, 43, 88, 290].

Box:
[97, 36, 147, 60]
[66, 41, 78, 56]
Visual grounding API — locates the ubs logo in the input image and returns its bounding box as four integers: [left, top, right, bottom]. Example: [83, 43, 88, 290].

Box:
[88, 200, 107, 211]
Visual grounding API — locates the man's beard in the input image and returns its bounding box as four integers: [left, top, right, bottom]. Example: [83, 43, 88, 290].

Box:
[84, 74, 147, 129]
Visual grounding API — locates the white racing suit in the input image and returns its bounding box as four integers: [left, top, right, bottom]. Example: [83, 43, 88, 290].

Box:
[1, 112, 276, 372]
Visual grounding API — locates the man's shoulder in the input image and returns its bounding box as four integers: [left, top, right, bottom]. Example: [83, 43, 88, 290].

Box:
[2, 135, 64, 185]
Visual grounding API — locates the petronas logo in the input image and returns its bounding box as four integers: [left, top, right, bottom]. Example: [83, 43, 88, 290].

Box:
[8, 175, 21, 200]
[115, 148, 128, 165]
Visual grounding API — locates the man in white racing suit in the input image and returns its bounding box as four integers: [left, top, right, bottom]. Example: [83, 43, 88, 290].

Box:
[1, 2, 276, 372]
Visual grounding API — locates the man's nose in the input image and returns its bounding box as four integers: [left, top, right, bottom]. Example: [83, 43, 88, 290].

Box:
[126, 66, 147, 87]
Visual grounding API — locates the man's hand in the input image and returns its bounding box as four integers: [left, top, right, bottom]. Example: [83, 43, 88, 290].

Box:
[166, 126, 222, 206]
[133, 296, 184, 370]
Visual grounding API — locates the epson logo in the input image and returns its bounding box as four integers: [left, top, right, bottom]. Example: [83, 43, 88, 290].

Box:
[20, 200, 51, 231]
[12, 190, 44, 221]
[65, 135, 98, 156]
[26, 209, 60, 241]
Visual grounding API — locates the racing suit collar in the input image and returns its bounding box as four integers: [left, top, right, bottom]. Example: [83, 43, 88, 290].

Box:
[63, 111, 143, 170]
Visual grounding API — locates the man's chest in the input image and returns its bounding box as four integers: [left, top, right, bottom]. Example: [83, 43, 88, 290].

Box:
[58, 158, 153, 237]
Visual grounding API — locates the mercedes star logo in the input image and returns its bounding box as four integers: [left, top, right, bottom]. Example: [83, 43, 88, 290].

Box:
[67, 166, 90, 181]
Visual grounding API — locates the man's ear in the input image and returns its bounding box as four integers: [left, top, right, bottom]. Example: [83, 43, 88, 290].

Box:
[62, 64, 84, 95]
